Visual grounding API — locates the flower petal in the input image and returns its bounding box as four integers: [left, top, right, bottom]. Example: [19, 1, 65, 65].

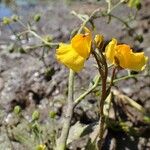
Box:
[115, 44, 148, 71]
[71, 32, 92, 59]
[115, 44, 131, 68]
[105, 38, 117, 64]
[56, 43, 85, 72]
[127, 52, 148, 71]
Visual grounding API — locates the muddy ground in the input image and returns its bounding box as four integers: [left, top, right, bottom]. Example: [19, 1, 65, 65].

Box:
[0, 0, 150, 149]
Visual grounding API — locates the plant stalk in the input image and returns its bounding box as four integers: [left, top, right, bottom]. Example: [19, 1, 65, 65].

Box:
[55, 69, 74, 150]
[92, 50, 108, 150]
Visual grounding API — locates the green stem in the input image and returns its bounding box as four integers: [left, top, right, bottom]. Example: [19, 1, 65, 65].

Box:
[17, 19, 59, 47]
[29, 30, 59, 46]
[73, 8, 101, 33]
[74, 73, 136, 108]
[106, 0, 111, 14]
[74, 75, 100, 106]
[56, 69, 74, 150]
[113, 74, 137, 83]
[71, 11, 86, 22]
[108, 0, 126, 13]
[108, 14, 131, 29]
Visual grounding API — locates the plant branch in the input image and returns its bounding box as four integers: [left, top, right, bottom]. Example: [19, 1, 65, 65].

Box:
[56, 69, 74, 150]
[109, 67, 117, 88]
[107, 0, 126, 14]
[113, 74, 137, 83]
[16, 19, 59, 47]
[74, 75, 100, 107]
[72, 8, 101, 33]
[92, 50, 108, 150]
[29, 30, 59, 46]
[74, 73, 137, 107]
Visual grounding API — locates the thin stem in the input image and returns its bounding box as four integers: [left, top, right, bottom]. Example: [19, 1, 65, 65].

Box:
[56, 69, 74, 150]
[73, 8, 101, 34]
[106, 0, 111, 14]
[21, 44, 45, 53]
[113, 74, 137, 83]
[71, 11, 86, 22]
[98, 73, 107, 150]
[108, 0, 126, 13]
[17, 19, 59, 47]
[92, 51, 108, 150]
[74, 73, 136, 107]
[74, 75, 100, 107]
[97, 62, 119, 150]
[98, 84, 107, 150]
[109, 67, 117, 88]
[29, 30, 59, 46]
[17, 19, 27, 28]
[108, 13, 131, 29]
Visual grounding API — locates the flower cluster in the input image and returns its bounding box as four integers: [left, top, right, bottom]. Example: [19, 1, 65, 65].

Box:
[56, 28, 148, 72]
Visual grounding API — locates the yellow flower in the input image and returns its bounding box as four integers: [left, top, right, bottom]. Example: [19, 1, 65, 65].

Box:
[105, 38, 148, 71]
[56, 43, 85, 72]
[56, 28, 92, 72]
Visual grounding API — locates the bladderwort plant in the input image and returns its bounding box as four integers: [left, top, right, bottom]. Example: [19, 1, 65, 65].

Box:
[55, 16, 148, 150]
[1, 0, 149, 150]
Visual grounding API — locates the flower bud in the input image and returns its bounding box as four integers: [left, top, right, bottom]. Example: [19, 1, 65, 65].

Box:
[49, 111, 56, 119]
[34, 14, 41, 22]
[94, 34, 104, 48]
[135, 34, 143, 43]
[13, 105, 21, 115]
[11, 15, 19, 22]
[44, 35, 53, 43]
[2, 17, 11, 25]
[32, 110, 40, 121]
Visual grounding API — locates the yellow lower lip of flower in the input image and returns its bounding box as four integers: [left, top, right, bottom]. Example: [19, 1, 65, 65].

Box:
[105, 38, 148, 71]
[56, 27, 92, 72]
[56, 43, 85, 72]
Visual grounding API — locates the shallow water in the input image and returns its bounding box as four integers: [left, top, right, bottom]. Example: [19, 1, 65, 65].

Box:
[0, 0, 61, 19]
[0, 3, 12, 19]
